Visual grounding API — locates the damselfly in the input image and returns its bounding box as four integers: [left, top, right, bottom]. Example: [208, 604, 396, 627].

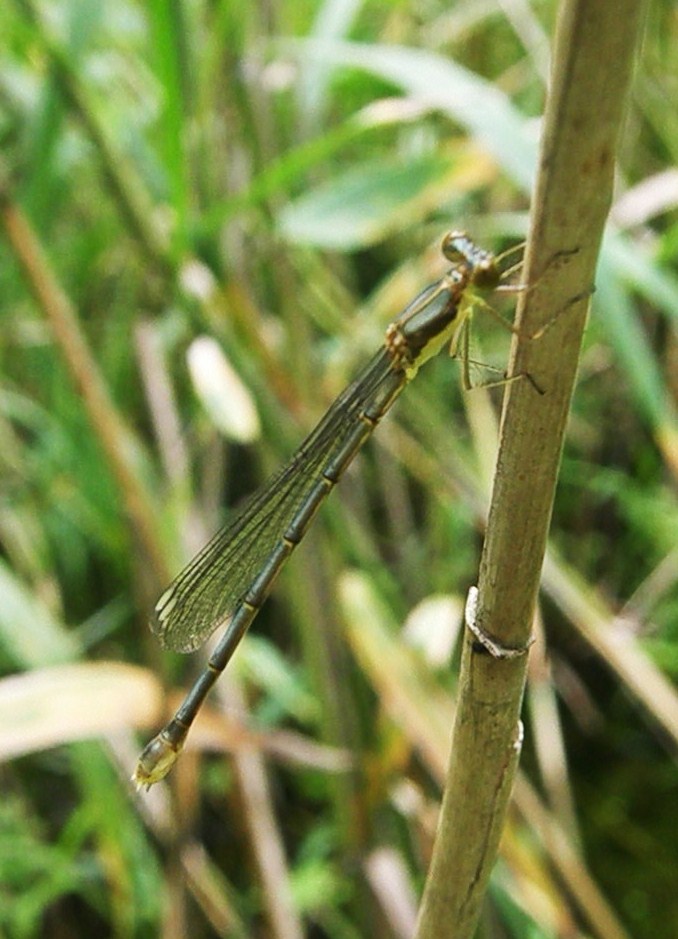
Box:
[134, 232, 518, 788]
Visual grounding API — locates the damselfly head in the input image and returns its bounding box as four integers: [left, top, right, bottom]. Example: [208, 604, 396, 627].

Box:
[441, 231, 501, 291]
[441, 231, 528, 293]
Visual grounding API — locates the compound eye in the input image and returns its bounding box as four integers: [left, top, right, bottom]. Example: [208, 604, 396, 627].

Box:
[472, 257, 501, 290]
[441, 230, 469, 264]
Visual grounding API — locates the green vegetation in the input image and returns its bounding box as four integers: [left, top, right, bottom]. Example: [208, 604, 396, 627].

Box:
[0, 1, 676, 937]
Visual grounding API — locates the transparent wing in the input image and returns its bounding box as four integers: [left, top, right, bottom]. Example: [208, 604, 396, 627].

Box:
[152, 348, 400, 652]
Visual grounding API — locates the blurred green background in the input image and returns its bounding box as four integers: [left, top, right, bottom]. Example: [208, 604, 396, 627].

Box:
[1, 1, 677, 937]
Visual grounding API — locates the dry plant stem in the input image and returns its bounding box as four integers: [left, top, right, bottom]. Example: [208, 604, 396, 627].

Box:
[542, 550, 678, 748]
[512, 775, 632, 939]
[223, 682, 305, 939]
[134, 322, 192, 490]
[0, 185, 170, 587]
[416, 2, 648, 936]
[340, 572, 631, 938]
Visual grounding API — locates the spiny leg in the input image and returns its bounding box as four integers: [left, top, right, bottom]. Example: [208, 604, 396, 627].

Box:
[452, 301, 543, 395]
